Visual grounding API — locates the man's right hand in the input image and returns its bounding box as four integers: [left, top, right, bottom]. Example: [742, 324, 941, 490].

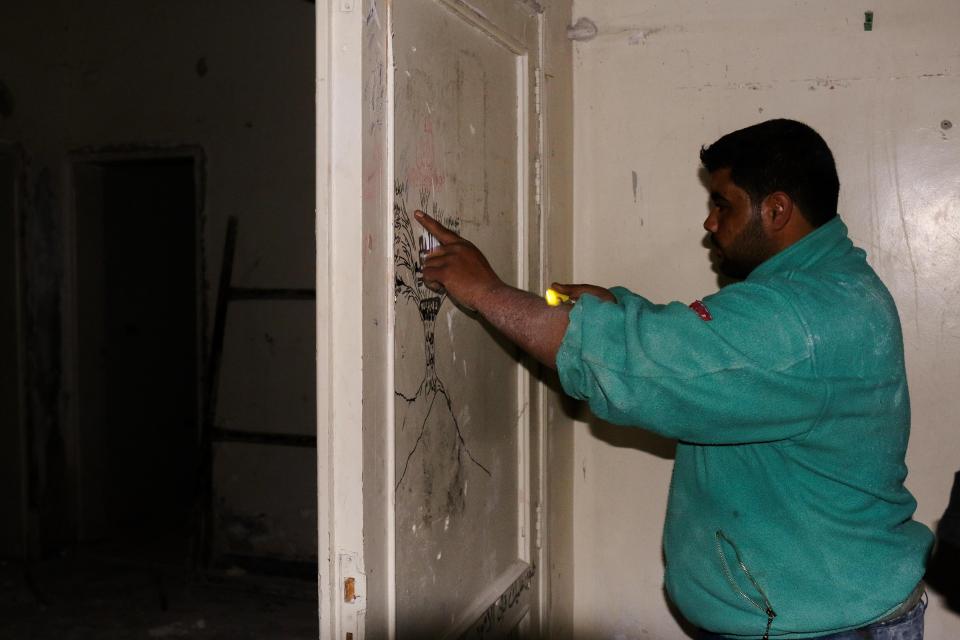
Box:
[550, 282, 616, 303]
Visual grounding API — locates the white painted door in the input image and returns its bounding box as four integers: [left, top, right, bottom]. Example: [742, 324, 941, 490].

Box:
[322, 1, 547, 638]
[391, 3, 540, 636]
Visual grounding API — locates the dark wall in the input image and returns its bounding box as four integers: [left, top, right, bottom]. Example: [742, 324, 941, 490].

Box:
[0, 0, 316, 560]
[0, 149, 26, 558]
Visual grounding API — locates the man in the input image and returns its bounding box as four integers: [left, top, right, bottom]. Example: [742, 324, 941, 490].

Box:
[415, 119, 933, 639]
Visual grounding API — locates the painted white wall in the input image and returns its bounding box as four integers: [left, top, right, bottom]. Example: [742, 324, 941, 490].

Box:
[571, 1, 960, 637]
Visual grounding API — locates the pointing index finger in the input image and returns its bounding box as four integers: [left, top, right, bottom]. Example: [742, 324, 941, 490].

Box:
[414, 210, 461, 245]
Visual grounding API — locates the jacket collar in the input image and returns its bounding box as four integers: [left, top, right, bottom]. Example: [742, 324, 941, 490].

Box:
[748, 216, 851, 280]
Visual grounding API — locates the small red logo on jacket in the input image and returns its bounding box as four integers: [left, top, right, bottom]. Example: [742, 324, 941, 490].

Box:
[689, 300, 712, 321]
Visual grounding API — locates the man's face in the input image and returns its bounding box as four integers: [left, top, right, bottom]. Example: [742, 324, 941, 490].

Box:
[703, 168, 773, 279]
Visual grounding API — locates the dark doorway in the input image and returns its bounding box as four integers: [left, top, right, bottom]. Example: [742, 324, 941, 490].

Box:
[73, 156, 201, 550]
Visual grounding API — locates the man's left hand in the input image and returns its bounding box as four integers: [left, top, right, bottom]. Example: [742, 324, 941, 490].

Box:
[416, 210, 506, 312]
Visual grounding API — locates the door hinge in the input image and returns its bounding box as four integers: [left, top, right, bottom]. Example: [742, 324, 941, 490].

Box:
[338, 551, 366, 640]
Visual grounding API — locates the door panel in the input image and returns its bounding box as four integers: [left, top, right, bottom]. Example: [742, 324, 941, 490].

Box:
[391, 1, 538, 637]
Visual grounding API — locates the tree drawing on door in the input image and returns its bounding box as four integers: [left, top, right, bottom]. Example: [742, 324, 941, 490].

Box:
[394, 178, 491, 527]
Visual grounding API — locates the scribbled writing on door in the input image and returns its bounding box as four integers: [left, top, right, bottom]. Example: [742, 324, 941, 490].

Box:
[393, 178, 490, 526]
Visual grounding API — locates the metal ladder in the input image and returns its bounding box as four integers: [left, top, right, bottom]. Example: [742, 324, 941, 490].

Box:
[196, 216, 316, 568]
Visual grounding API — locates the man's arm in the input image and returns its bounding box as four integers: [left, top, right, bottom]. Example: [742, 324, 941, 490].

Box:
[416, 213, 821, 444]
[415, 210, 610, 369]
[472, 285, 571, 369]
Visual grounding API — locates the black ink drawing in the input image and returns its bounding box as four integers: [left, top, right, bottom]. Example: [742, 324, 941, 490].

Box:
[394, 178, 490, 523]
[469, 564, 536, 640]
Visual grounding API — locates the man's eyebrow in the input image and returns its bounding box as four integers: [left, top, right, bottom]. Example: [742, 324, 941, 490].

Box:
[709, 191, 729, 204]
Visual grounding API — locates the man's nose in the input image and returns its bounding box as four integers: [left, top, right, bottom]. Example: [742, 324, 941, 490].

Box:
[703, 209, 718, 233]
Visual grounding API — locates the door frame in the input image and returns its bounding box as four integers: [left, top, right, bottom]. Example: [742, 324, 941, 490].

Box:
[318, 1, 549, 638]
[316, 2, 363, 637]
[62, 145, 207, 541]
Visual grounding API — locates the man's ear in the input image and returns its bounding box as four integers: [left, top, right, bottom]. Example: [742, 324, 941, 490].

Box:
[762, 192, 794, 233]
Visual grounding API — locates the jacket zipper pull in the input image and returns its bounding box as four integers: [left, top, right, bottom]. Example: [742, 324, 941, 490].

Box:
[762, 607, 775, 640]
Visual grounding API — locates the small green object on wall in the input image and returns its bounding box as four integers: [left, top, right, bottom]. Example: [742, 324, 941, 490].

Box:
[864, 11, 874, 31]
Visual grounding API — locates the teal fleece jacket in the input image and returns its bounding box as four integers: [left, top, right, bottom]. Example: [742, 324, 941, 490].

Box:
[556, 218, 933, 638]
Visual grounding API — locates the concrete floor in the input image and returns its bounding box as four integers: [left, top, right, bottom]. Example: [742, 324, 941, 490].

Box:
[0, 546, 318, 640]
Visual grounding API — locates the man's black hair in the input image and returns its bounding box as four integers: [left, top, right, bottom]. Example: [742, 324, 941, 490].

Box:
[700, 119, 840, 227]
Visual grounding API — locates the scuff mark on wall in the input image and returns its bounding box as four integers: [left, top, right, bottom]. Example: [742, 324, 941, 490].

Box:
[888, 143, 922, 335]
[676, 80, 774, 92]
[627, 27, 664, 46]
[806, 77, 851, 90]
[678, 72, 953, 95]
[570, 22, 681, 45]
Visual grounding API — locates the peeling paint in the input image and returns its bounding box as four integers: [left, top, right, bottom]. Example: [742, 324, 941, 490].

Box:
[567, 17, 598, 42]
[626, 27, 666, 46]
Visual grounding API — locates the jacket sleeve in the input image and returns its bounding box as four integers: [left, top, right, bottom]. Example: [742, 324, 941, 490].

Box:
[555, 284, 826, 444]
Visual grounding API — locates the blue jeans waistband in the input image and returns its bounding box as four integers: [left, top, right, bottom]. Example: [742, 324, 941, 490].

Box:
[698, 590, 927, 640]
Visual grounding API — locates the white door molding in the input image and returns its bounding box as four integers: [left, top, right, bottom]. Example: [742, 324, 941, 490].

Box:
[317, 1, 367, 638]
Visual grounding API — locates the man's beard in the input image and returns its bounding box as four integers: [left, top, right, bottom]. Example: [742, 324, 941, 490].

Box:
[713, 209, 772, 280]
